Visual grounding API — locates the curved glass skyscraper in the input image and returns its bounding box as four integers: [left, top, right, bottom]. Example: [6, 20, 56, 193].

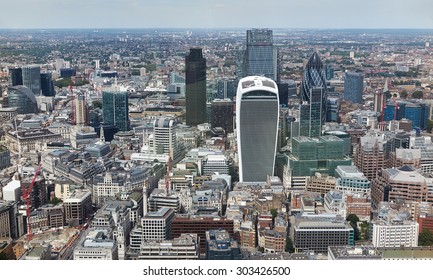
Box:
[236, 76, 279, 182]
[299, 52, 328, 137]
[7, 85, 38, 114]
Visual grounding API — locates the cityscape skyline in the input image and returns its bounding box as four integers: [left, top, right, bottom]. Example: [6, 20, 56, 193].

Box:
[0, 0, 432, 29]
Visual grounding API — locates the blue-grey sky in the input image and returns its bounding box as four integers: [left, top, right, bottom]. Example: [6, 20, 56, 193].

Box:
[0, 0, 432, 29]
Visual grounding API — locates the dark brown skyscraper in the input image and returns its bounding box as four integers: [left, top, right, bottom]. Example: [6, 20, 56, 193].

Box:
[185, 48, 206, 126]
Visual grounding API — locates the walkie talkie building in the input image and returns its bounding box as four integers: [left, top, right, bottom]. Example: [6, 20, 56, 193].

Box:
[236, 76, 279, 182]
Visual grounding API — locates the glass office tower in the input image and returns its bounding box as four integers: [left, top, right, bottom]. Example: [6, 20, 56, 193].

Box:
[102, 86, 129, 131]
[22, 65, 41, 96]
[185, 48, 207, 126]
[300, 52, 327, 125]
[244, 29, 278, 81]
[236, 76, 279, 182]
[344, 72, 364, 104]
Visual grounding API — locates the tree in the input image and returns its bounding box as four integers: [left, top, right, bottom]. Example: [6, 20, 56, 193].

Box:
[270, 208, 278, 227]
[384, 91, 392, 100]
[400, 90, 408, 99]
[360, 221, 370, 240]
[346, 214, 359, 227]
[285, 237, 295, 253]
[50, 197, 62, 205]
[412, 91, 423, 99]
[418, 228, 433, 246]
[346, 214, 360, 241]
[92, 100, 103, 109]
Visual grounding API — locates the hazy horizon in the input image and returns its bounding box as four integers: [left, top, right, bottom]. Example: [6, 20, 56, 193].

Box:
[0, 0, 432, 30]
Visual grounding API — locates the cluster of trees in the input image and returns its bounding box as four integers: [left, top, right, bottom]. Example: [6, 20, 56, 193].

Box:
[54, 78, 89, 88]
[419, 229, 433, 246]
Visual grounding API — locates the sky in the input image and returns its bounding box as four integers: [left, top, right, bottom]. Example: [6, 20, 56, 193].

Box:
[0, 0, 432, 29]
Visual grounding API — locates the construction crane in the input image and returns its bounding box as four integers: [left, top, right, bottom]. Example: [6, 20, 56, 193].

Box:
[21, 163, 43, 241]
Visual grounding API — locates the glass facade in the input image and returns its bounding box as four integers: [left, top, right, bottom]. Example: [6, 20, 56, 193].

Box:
[343, 72, 364, 104]
[245, 29, 277, 81]
[7, 85, 38, 114]
[237, 77, 279, 182]
[40, 72, 55, 97]
[299, 88, 324, 137]
[185, 48, 207, 126]
[102, 88, 129, 131]
[288, 136, 352, 177]
[384, 100, 429, 129]
[22, 65, 41, 96]
[211, 99, 234, 133]
[8, 68, 23, 86]
[300, 52, 327, 126]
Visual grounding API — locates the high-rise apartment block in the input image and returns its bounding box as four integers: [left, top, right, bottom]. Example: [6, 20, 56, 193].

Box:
[185, 48, 207, 126]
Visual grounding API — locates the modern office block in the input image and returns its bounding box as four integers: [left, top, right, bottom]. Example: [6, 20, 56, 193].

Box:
[185, 48, 207, 126]
[8, 67, 23, 86]
[244, 29, 278, 81]
[236, 76, 279, 182]
[102, 85, 129, 131]
[300, 52, 327, 126]
[299, 87, 325, 137]
[211, 98, 234, 133]
[344, 72, 364, 104]
[22, 65, 41, 96]
[7, 86, 38, 114]
[40, 72, 55, 97]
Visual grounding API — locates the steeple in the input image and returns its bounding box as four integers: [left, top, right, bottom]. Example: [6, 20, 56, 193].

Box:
[99, 126, 105, 143]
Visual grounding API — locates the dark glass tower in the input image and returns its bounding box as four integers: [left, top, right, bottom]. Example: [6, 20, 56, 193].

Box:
[22, 65, 41, 96]
[343, 72, 364, 104]
[185, 48, 207, 126]
[244, 29, 278, 81]
[300, 52, 327, 135]
[236, 76, 279, 182]
[211, 99, 234, 133]
[8, 68, 23, 86]
[40, 72, 55, 97]
[299, 88, 325, 137]
[102, 86, 129, 131]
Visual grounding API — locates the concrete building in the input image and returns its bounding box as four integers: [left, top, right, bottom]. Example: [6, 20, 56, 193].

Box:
[202, 154, 230, 175]
[4, 128, 62, 155]
[205, 229, 242, 260]
[354, 135, 386, 181]
[335, 165, 371, 194]
[63, 189, 92, 226]
[0, 201, 17, 239]
[136, 233, 199, 260]
[371, 165, 433, 210]
[293, 214, 354, 254]
[371, 206, 418, 248]
[73, 230, 118, 260]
